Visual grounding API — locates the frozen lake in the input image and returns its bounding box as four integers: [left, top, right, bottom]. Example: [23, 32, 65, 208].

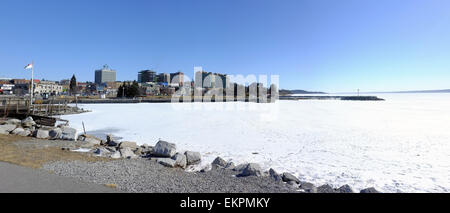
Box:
[60, 93, 450, 192]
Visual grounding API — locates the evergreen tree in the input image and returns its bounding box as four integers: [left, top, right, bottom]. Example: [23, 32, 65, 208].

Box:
[69, 74, 78, 95]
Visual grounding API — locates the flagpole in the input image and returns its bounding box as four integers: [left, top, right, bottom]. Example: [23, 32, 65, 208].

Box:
[30, 61, 34, 106]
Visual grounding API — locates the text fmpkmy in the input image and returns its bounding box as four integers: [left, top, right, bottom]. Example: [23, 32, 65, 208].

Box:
[180, 197, 271, 210]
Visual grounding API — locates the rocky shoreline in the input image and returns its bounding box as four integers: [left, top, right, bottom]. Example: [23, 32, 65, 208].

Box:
[1, 117, 380, 193]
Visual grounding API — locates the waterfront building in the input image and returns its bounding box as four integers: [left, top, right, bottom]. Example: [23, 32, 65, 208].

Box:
[138, 70, 156, 83]
[0, 84, 14, 95]
[156, 73, 171, 83]
[170, 72, 184, 86]
[95, 65, 117, 84]
[35, 81, 63, 95]
[194, 70, 229, 89]
[141, 82, 161, 96]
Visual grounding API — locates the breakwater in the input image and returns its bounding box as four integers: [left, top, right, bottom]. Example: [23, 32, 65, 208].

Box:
[279, 96, 385, 101]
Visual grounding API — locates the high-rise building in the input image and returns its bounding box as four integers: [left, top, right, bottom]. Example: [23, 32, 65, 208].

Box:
[138, 70, 156, 83]
[170, 72, 184, 86]
[157, 73, 171, 83]
[194, 69, 228, 89]
[95, 65, 116, 84]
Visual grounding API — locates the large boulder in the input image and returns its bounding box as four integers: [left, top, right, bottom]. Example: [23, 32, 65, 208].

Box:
[299, 182, 317, 193]
[269, 168, 283, 182]
[0, 124, 17, 133]
[282, 172, 300, 184]
[317, 184, 336, 193]
[152, 140, 177, 157]
[59, 126, 77, 141]
[34, 129, 50, 139]
[0, 129, 8, 135]
[78, 134, 102, 145]
[49, 128, 62, 140]
[140, 144, 153, 155]
[93, 147, 111, 156]
[360, 187, 380, 193]
[224, 162, 236, 170]
[337, 184, 354, 193]
[184, 151, 201, 165]
[239, 163, 263, 177]
[211, 157, 227, 169]
[171, 153, 187, 169]
[110, 151, 121, 159]
[156, 158, 177, 168]
[21, 117, 36, 128]
[233, 164, 248, 172]
[6, 119, 21, 126]
[119, 141, 139, 150]
[120, 147, 138, 159]
[11, 127, 25, 135]
[106, 134, 114, 142]
[17, 129, 31, 137]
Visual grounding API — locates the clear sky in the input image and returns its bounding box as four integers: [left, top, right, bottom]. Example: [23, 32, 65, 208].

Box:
[1, 0, 449, 92]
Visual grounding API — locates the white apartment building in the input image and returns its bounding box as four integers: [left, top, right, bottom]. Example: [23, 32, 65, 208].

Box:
[35, 81, 63, 95]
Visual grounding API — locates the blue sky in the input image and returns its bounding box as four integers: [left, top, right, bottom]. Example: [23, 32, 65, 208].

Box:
[1, 0, 449, 92]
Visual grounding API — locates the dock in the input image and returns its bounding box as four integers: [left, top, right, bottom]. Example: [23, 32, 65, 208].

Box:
[0, 96, 84, 126]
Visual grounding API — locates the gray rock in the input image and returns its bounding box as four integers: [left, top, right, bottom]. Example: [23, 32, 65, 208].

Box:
[93, 147, 111, 156]
[317, 184, 336, 193]
[119, 141, 139, 149]
[61, 126, 77, 141]
[184, 151, 201, 165]
[6, 119, 21, 125]
[106, 134, 114, 143]
[11, 127, 25, 135]
[171, 153, 187, 169]
[0, 124, 17, 133]
[134, 147, 143, 155]
[110, 151, 121, 159]
[140, 145, 153, 155]
[239, 163, 263, 177]
[225, 162, 236, 170]
[299, 182, 317, 193]
[49, 128, 62, 140]
[360, 187, 380, 193]
[211, 157, 227, 169]
[33, 129, 50, 139]
[0, 128, 8, 135]
[156, 158, 177, 168]
[106, 140, 119, 147]
[287, 181, 298, 186]
[77, 134, 102, 144]
[120, 147, 138, 159]
[233, 164, 248, 172]
[152, 140, 177, 157]
[21, 117, 36, 128]
[337, 184, 354, 193]
[282, 172, 300, 184]
[105, 147, 117, 153]
[269, 168, 283, 182]
[17, 129, 31, 137]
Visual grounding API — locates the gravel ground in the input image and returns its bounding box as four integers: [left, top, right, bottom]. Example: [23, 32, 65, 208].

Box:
[2, 135, 297, 193]
[42, 159, 298, 193]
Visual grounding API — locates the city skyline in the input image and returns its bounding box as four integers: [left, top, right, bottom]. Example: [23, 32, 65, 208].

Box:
[1, 0, 450, 93]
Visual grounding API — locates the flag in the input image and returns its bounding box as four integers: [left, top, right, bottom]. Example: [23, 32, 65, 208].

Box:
[24, 63, 33, 69]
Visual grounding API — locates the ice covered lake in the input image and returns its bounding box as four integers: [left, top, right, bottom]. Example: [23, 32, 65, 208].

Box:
[60, 93, 450, 193]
